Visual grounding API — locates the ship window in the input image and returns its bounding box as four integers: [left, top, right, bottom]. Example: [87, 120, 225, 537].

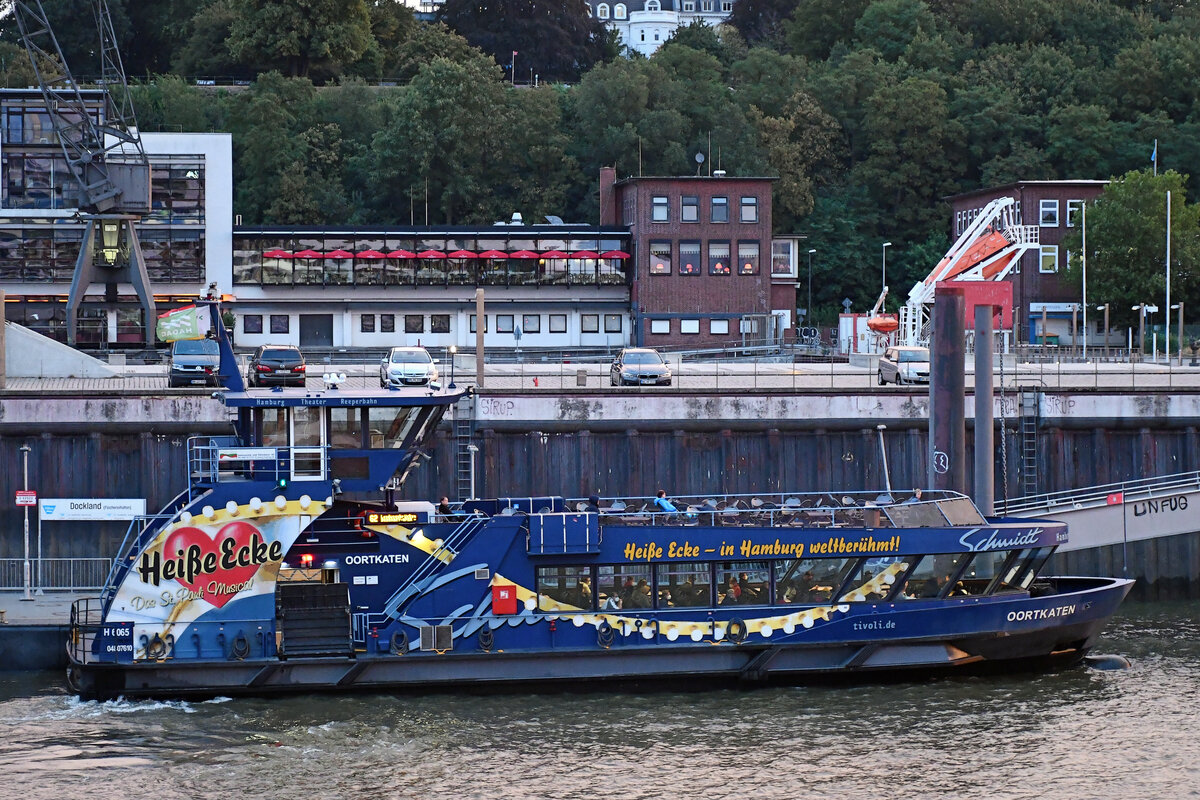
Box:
[967, 550, 1021, 594]
[655, 562, 711, 607]
[892, 553, 970, 601]
[833, 556, 906, 602]
[536, 565, 594, 611]
[716, 561, 770, 605]
[601, 564, 653, 610]
[260, 407, 287, 447]
[996, 547, 1050, 592]
[330, 408, 363, 448]
[366, 406, 421, 449]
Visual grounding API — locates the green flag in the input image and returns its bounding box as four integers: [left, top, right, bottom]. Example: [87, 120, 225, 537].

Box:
[156, 305, 211, 342]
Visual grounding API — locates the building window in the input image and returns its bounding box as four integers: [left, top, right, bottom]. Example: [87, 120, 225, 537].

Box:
[738, 241, 759, 275]
[270, 314, 289, 334]
[771, 240, 795, 277]
[681, 195, 699, 223]
[650, 319, 670, 335]
[1066, 199, 1084, 227]
[1040, 199, 1059, 227]
[361, 314, 376, 333]
[243, 314, 263, 334]
[1039, 245, 1058, 273]
[681, 319, 700, 334]
[646, 0, 659, 9]
[469, 314, 488, 333]
[680, 240, 701, 275]
[380, 314, 395, 333]
[605, 314, 622, 333]
[711, 196, 728, 223]
[683, 0, 694, 9]
[431, 314, 450, 333]
[740, 196, 757, 223]
[614, 3, 626, 19]
[701, 0, 712, 10]
[597, 3, 609, 19]
[581, 314, 600, 333]
[405, 314, 424, 334]
[649, 240, 672, 274]
[721, 0, 732, 9]
[496, 314, 515, 333]
[550, 314, 567, 333]
[710, 319, 729, 335]
[651, 195, 669, 222]
[523, 314, 541, 333]
[709, 241, 730, 275]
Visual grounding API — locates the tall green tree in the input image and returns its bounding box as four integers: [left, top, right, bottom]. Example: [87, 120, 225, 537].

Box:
[227, 0, 374, 79]
[437, 0, 612, 83]
[1061, 170, 1200, 330]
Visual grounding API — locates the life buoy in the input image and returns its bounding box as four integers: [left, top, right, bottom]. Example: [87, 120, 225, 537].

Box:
[597, 620, 615, 649]
[229, 631, 250, 660]
[390, 630, 409, 655]
[726, 618, 748, 644]
[478, 626, 495, 652]
[146, 634, 167, 659]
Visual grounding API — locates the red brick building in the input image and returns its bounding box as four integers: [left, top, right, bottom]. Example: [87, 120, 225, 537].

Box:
[601, 168, 789, 347]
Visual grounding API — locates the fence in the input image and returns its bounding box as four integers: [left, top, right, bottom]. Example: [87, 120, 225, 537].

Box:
[0, 558, 110, 592]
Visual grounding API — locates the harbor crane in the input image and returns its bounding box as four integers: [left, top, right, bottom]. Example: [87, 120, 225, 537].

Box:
[7, 0, 155, 346]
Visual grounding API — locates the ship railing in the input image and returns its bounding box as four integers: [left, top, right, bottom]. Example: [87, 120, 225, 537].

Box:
[99, 510, 182, 609]
[67, 597, 104, 665]
[186, 436, 303, 489]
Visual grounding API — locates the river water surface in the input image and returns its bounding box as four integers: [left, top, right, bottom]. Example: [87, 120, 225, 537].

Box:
[2, 601, 1197, 800]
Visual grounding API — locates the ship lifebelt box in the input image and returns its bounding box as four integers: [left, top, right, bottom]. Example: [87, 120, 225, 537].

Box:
[492, 584, 518, 615]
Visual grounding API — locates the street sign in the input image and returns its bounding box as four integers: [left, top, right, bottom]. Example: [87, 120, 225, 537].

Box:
[16, 490, 36, 506]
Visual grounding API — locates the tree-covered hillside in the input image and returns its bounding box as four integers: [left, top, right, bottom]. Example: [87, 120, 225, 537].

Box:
[2, 0, 1198, 324]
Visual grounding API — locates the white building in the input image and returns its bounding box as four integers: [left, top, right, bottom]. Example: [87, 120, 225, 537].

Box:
[589, 0, 735, 56]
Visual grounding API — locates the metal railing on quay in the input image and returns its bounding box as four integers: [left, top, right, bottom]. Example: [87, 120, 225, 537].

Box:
[0, 557, 111, 591]
[997, 469, 1200, 516]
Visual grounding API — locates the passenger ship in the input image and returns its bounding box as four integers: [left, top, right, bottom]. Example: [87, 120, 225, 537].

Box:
[66, 304, 1133, 699]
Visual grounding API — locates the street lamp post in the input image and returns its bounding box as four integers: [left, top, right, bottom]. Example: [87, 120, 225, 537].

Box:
[806, 248, 816, 325]
[20, 444, 32, 601]
[881, 242, 892, 293]
[467, 443, 479, 500]
[1097, 304, 1109, 359]
[448, 344, 457, 388]
[1171, 302, 1184, 366]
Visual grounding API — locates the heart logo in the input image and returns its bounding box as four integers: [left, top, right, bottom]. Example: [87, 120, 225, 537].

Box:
[162, 521, 267, 608]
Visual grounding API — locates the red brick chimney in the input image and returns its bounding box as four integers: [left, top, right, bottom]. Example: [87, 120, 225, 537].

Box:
[599, 166, 616, 226]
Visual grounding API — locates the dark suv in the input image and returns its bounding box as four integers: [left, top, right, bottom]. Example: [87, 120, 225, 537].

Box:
[168, 338, 221, 388]
[246, 345, 306, 388]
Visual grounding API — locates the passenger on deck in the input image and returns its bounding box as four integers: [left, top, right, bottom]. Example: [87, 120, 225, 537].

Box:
[904, 488, 924, 504]
[600, 592, 620, 610]
[737, 572, 758, 603]
[584, 494, 601, 513]
[437, 496, 454, 518]
[620, 576, 636, 606]
[577, 577, 593, 608]
[654, 490, 679, 514]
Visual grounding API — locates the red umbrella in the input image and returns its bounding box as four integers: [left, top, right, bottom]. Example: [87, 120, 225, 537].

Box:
[447, 249, 479, 258]
[569, 250, 600, 259]
[263, 249, 292, 259]
[478, 249, 509, 259]
[324, 249, 354, 258]
[540, 249, 569, 258]
[600, 250, 631, 259]
[355, 249, 386, 259]
[386, 250, 417, 259]
[293, 249, 322, 258]
[416, 249, 447, 259]
[508, 249, 539, 259]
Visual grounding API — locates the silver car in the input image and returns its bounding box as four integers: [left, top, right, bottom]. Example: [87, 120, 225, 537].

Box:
[380, 346, 439, 388]
[878, 346, 930, 385]
[610, 348, 672, 386]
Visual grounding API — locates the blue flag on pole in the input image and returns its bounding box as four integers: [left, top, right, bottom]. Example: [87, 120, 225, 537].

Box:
[1151, 140, 1157, 163]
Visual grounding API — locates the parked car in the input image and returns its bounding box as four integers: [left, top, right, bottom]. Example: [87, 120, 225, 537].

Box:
[380, 346, 439, 388]
[246, 345, 306, 387]
[610, 347, 672, 386]
[167, 338, 221, 388]
[878, 345, 930, 385]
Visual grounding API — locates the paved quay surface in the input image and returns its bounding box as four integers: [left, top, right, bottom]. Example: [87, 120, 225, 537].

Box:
[0, 591, 84, 626]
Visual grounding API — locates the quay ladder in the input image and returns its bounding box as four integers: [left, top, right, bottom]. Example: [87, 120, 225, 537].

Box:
[1019, 390, 1039, 497]
[454, 394, 476, 501]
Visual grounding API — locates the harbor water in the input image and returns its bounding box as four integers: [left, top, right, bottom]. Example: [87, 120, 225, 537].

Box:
[1, 601, 1197, 800]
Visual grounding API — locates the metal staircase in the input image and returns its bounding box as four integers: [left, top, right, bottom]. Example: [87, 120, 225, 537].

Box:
[1019, 391, 1039, 497]
[453, 395, 476, 501]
